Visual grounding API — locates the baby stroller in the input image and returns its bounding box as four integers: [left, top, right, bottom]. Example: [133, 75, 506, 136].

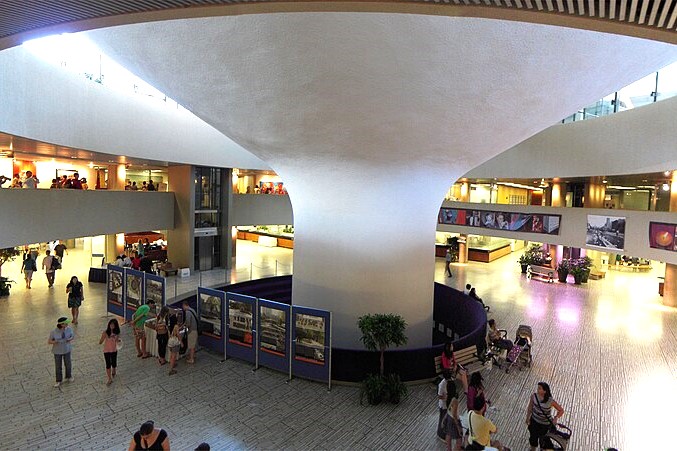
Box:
[505, 325, 532, 373]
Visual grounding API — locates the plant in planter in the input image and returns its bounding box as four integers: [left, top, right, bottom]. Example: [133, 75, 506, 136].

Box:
[517, 254, 532, 274]
[576, 256, 593, 283]
[357, 313, 408, 405]
[556, 259, 570, 283]
[570, 264, 586, 284]
[0, 247, 21, 278]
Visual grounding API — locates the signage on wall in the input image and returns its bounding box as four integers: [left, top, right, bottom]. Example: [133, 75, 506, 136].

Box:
[649, 222, 677, 251]
[438, 207, 561, 235]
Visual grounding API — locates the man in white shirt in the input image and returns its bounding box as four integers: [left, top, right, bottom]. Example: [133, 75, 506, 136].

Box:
[437, 370, 455, 440]
[42, 250, 55, 287]
[22, 170, 39, 189]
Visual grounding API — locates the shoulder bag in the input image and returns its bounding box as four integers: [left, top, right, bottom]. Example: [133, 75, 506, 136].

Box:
[465, 412, 485, 450]
[534, 393, 572, 449]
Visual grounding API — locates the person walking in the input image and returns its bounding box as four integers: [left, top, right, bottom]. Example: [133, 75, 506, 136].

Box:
[41, 250, 55, 288]
[21, 170, 39, 189]
[526, 382, 564, 451]
[437, 370, 456, 440]
[21, 252, 37, 289]
[66, 276, 84, 324]
[54, 241, 68, 263]
[48, 317, 74, 387]
[182, 300, 199, 364]
[445, 248, 453, 278]
[128, 421, 170, 451]
[155, 306, 170, 366]
[99, 318, 121, 385]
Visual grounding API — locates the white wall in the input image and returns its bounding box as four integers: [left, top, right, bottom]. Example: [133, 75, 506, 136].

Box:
[0, 190, 174, 248]
[439, 201, 677, 265]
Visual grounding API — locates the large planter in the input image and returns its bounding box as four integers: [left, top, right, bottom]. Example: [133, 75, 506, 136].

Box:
[520, 264, 528, 274]
[557, 270, 568, 283]
[581, 270, 590, 283]
[573, 273, 583, 285]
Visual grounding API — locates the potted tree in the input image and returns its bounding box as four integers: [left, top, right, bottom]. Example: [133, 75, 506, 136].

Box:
[570, 263, 586, 285]
[357, 313, 408, 405]
[0, 247, 21, 297]
[556, 259, 569, 283]
[577, 256, 593, 283]
[518, 254, 531, 274]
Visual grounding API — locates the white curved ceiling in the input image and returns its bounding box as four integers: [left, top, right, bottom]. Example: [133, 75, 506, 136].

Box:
[85, 14, 677, 179]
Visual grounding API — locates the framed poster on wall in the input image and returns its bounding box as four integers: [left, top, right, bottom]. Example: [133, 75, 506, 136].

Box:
[649, 222, 677, 251]
[586, 215, 626, 251]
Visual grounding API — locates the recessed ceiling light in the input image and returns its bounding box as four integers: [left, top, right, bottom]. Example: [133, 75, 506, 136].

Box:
[662, 183, 670, 191]
[665, 171, 671, 177]
[602, 179, 607, 184]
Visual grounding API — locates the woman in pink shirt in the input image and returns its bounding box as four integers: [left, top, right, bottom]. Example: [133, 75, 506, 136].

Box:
[99, 319, 121, 385]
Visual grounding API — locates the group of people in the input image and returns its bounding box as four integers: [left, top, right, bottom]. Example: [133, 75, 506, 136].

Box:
[49, 173, 88, 189]
[115, 250, 153, 273]
[19, 242, 68, 289]
[125, 180, 157, 191]
[438, 340, 565, 450]
[0, 171, 39, 189]
[129, 299, 199, 377]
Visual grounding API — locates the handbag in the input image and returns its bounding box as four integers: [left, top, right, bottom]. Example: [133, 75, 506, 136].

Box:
[534, 393, 572, 449]
[465, 411, 485, 450]
[168, 333, 180, 347]
[116, 339, 123, 351]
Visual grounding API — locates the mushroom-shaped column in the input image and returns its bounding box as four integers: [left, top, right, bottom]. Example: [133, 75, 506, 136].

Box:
[88, 13, 677, 348]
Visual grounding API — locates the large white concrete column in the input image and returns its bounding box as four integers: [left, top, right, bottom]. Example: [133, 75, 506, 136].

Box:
[87, 13, 677, 349]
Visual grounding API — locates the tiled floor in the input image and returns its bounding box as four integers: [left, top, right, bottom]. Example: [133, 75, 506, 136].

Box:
[0, 242, 675, 450]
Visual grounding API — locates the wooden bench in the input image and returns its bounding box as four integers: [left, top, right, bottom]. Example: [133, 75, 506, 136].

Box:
[588, 269, 605, 280]
[157, 262, 178, 277]
[527, 264, 555, 283]
[434, 345, 488, 378]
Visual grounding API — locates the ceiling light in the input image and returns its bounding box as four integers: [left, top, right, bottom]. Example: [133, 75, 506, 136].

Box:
[662, 183, 670, 191]
[608, 185, 636, 190]
[602, 179, 607, 184]
[88, 162, 94, 168]
[664, 171, 671, 177]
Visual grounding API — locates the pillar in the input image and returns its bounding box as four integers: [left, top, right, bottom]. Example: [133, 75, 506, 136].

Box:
[584, 177, 606, 209]
[458, 181, 470, 264]
[663, 172, 677, 307]
[220, 168, 236, 269]
[549, 181, 566, 207]
[107, 164, 126, 191]
[167, 165, 195, 270]
[105, 233, 124, 262]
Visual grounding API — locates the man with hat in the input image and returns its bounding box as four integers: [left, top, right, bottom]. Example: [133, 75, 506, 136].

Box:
[47, 317, 75, 387]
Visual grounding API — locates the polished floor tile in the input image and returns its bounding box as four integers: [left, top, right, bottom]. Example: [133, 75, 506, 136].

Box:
[0, 242, 674, 450]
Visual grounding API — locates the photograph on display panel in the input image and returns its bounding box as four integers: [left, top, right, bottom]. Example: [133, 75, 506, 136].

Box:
[145, 278, 163, 305]
[109, 269, 123, 297]
[199, 293, 222, 337]
[259, 306, 287, 357]
[295, 313, 326, 365]
[648, 222, 677, 251]
[228, 300, 253, 347]
[126, 273, 142, 309]
[586, 215, 626, 250]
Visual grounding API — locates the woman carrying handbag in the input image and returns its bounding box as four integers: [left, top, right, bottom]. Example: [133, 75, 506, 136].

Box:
[525, 382, 565, 450]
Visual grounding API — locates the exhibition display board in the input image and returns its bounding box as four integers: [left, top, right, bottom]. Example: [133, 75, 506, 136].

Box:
[106, 265, 125, 317]
[257, 299, 291, 374]
[144, 273, 166, 307]
[225, 292, 257, 363]
[125, 268, 145, 322]
[198, 287, 225, 355]
[291, 306, 331, 384]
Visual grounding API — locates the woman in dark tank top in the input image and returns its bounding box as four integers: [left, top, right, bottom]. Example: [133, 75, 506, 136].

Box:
[128, 421, 170, 451]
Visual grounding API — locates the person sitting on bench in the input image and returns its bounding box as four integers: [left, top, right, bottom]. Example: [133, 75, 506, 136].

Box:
[469, 288, 490, 312]
[488, 319, 513, 351]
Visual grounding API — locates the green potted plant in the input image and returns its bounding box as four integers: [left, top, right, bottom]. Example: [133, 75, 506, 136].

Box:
[357, 313, 408, 405]
[556, 259, 569, 283]
[518, 254, 531, 274]
[570, 264, 586, 285]
[0, 247, 21, 278]
[578, 256, 593, 283]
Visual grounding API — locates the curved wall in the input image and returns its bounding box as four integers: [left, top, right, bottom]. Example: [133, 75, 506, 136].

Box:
[0, 46, 269, 170]
[467, 94, 677, 179]
[0, 190, 174, 248]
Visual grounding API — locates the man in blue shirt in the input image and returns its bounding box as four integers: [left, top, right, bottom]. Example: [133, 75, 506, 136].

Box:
[48, 317, 74, 387]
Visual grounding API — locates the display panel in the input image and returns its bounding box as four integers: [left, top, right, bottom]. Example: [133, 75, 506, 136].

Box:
[225, 293, 257, 364]
[198, 287, 225, 355]
[124, 268, 145, 321]
[294, 313, 326, 365]
[439, 207, 561, 235]
[649, 222, 677, 251]
[106, 265, 125, 317]
[144, 273, 165, 307]
[257, 299, 291, 373]
[586, 215, 626, 251]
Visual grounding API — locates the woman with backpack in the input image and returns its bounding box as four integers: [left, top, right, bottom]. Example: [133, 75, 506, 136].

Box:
[155, 306, 170, 366]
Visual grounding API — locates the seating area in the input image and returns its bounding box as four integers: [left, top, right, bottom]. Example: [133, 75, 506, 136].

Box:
[527, 264, 555, 283]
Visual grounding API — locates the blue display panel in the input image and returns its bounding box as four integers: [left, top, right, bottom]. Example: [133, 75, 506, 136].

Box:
[198, 287, 225, 355]
[124, 268, 145, 322]
[106, 265, 125, 317]
[225, 292, 257, 363]
[292, 306, 331, 383]
[257, 299, 291, 374]
[144, 273, 166, 307]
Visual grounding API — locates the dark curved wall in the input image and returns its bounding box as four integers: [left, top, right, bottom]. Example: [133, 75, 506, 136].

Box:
[172, 277, 487, 382]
